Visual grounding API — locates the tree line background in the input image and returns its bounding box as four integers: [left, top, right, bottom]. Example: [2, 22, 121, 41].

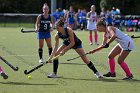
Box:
[0, 0, 139, 15]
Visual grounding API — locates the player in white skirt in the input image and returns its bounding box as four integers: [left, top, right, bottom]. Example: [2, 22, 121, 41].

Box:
[87, 5, 99, 45]
[89, 19, 135, 80]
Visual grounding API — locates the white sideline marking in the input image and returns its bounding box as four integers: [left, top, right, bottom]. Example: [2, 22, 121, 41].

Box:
[1, 51, 139, 57]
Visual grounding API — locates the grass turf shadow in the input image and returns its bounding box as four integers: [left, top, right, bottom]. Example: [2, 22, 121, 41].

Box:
[0, 81, 58, 86]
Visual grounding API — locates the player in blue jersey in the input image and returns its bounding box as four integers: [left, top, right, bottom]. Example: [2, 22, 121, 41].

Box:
[47, 18, 102, 79]
[78, 9, 87, 30]
[66, 6, 75, 29]
[52, 8, 64, 22]
[35, 3, 53, 63]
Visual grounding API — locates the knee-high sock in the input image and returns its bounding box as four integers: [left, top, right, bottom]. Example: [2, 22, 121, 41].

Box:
[108, 58, 115, 74]
[53, 59, 59, 74]
[87, 61, 98, 73]
[89, 33, 93, 43]
[48, 48, 52, 56]
[120, 62, 132, 76]
[38, 48, 43, 59]
[0, 66, 4, 73]
[94, 34, 98, 43]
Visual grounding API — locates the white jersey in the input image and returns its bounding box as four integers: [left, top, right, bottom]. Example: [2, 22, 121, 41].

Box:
[105, 28, 135, 50]
[87, 12, 97, 30]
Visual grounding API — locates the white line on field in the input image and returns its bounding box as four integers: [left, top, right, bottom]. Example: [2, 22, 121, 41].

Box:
[1, 51, 139, 57]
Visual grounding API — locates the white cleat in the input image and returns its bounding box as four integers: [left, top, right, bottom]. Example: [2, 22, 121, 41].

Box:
[48, 73, 60, 78]
[95, 43, 99, 46]
[94, 72, 103, 79]
[39, 59, 43, 64]
[90, 43, 93, 45]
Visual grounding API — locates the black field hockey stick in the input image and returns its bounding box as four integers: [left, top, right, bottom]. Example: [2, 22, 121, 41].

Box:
[131, 35, 140, 38]
[0, 56, 19, 71]
[67, 53, 90, 61]
[21, 28, 34, 33]
[24, 55, 60, 75]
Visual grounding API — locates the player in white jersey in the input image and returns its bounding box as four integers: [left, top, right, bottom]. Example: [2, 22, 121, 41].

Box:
[89, 19, 135, 80]
[87, 5, 99, 45]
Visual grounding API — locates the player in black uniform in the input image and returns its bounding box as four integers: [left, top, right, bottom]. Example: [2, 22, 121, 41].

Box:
[35, 3, 53, 63]
[47, 18, 102, 79]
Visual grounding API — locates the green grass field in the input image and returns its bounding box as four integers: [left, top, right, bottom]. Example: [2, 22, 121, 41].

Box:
[0, 27, 140, 93]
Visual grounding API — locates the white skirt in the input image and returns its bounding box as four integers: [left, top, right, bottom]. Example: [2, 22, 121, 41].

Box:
[87, 21, 97, 30]
[116, 38, 135, 51]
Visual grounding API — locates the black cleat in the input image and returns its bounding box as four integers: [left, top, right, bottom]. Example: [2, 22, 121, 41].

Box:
[1, 72, 8, 79]
[123, 74, 133, 80]
[103, 72, 116, 77]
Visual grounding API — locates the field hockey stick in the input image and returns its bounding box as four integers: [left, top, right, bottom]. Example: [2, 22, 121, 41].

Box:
[21, 28, 34, 33]
[67, 53, 90, 61]
[131, 35, 140, 38]
[24, 55, 60, 75]
[0, 56, 19, 71]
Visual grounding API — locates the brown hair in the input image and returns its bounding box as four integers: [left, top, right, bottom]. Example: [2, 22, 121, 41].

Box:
[43, 3, 49, 9]
[55, 17, 65, 27]
[97, 18, 106, 27]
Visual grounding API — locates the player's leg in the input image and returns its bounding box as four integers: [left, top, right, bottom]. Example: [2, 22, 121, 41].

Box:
[75, 48, 102, 78]
[45, 37, 52, 56]
[48, 45, 67, 78]
[118, 50, 133, 80]
[38, 39, 44, 63]
[93, 29, 99, 45]
[103, 44, 121, 77]
[89, 30, 93, 45]
[0, 66, 8, 79]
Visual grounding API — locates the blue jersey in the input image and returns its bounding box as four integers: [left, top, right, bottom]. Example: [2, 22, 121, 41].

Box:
[39, 14, 51, 32]
[78, 12, 87, 23]
[68, 12, 75, 24]
[52, 12, 64, 21]
[68, 12, 75, 18]
[58, 28, 82, 49]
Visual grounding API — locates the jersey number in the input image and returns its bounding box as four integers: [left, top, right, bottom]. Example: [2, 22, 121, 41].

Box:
[44, 24, 48, 30]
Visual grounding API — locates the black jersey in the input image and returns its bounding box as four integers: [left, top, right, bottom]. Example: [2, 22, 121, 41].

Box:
[39, 14, 51, 32]
[58, 28, 82, 49]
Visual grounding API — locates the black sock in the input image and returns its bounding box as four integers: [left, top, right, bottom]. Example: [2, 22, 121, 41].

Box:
[48, 48, 52, 56]
[53, 59, 59, 74]
[87, 61, 98, 73]
[38, 48, 43, 59]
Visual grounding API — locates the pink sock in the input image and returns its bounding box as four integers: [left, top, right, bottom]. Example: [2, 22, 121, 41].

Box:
[89, 33, 93, 43]
[94, 34, 98, 43]
[0, 66, 4, 73]
[108, 58, 115, 74]
[120, 62, 132, 76]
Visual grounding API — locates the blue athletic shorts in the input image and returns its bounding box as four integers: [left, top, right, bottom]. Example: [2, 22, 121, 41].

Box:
[37, 31, 51, 39]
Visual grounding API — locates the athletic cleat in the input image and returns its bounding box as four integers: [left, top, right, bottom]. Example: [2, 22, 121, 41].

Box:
[122, 74, 133, 80]
[48, 73, 59, 78]
[94, 72, 103, 79]
[103, 72, 116, 77]
[95, 43, 99, 46]
[1, 72, 8, 79]
[39, 59, 43, 64]
[90, 43, 93, 45]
